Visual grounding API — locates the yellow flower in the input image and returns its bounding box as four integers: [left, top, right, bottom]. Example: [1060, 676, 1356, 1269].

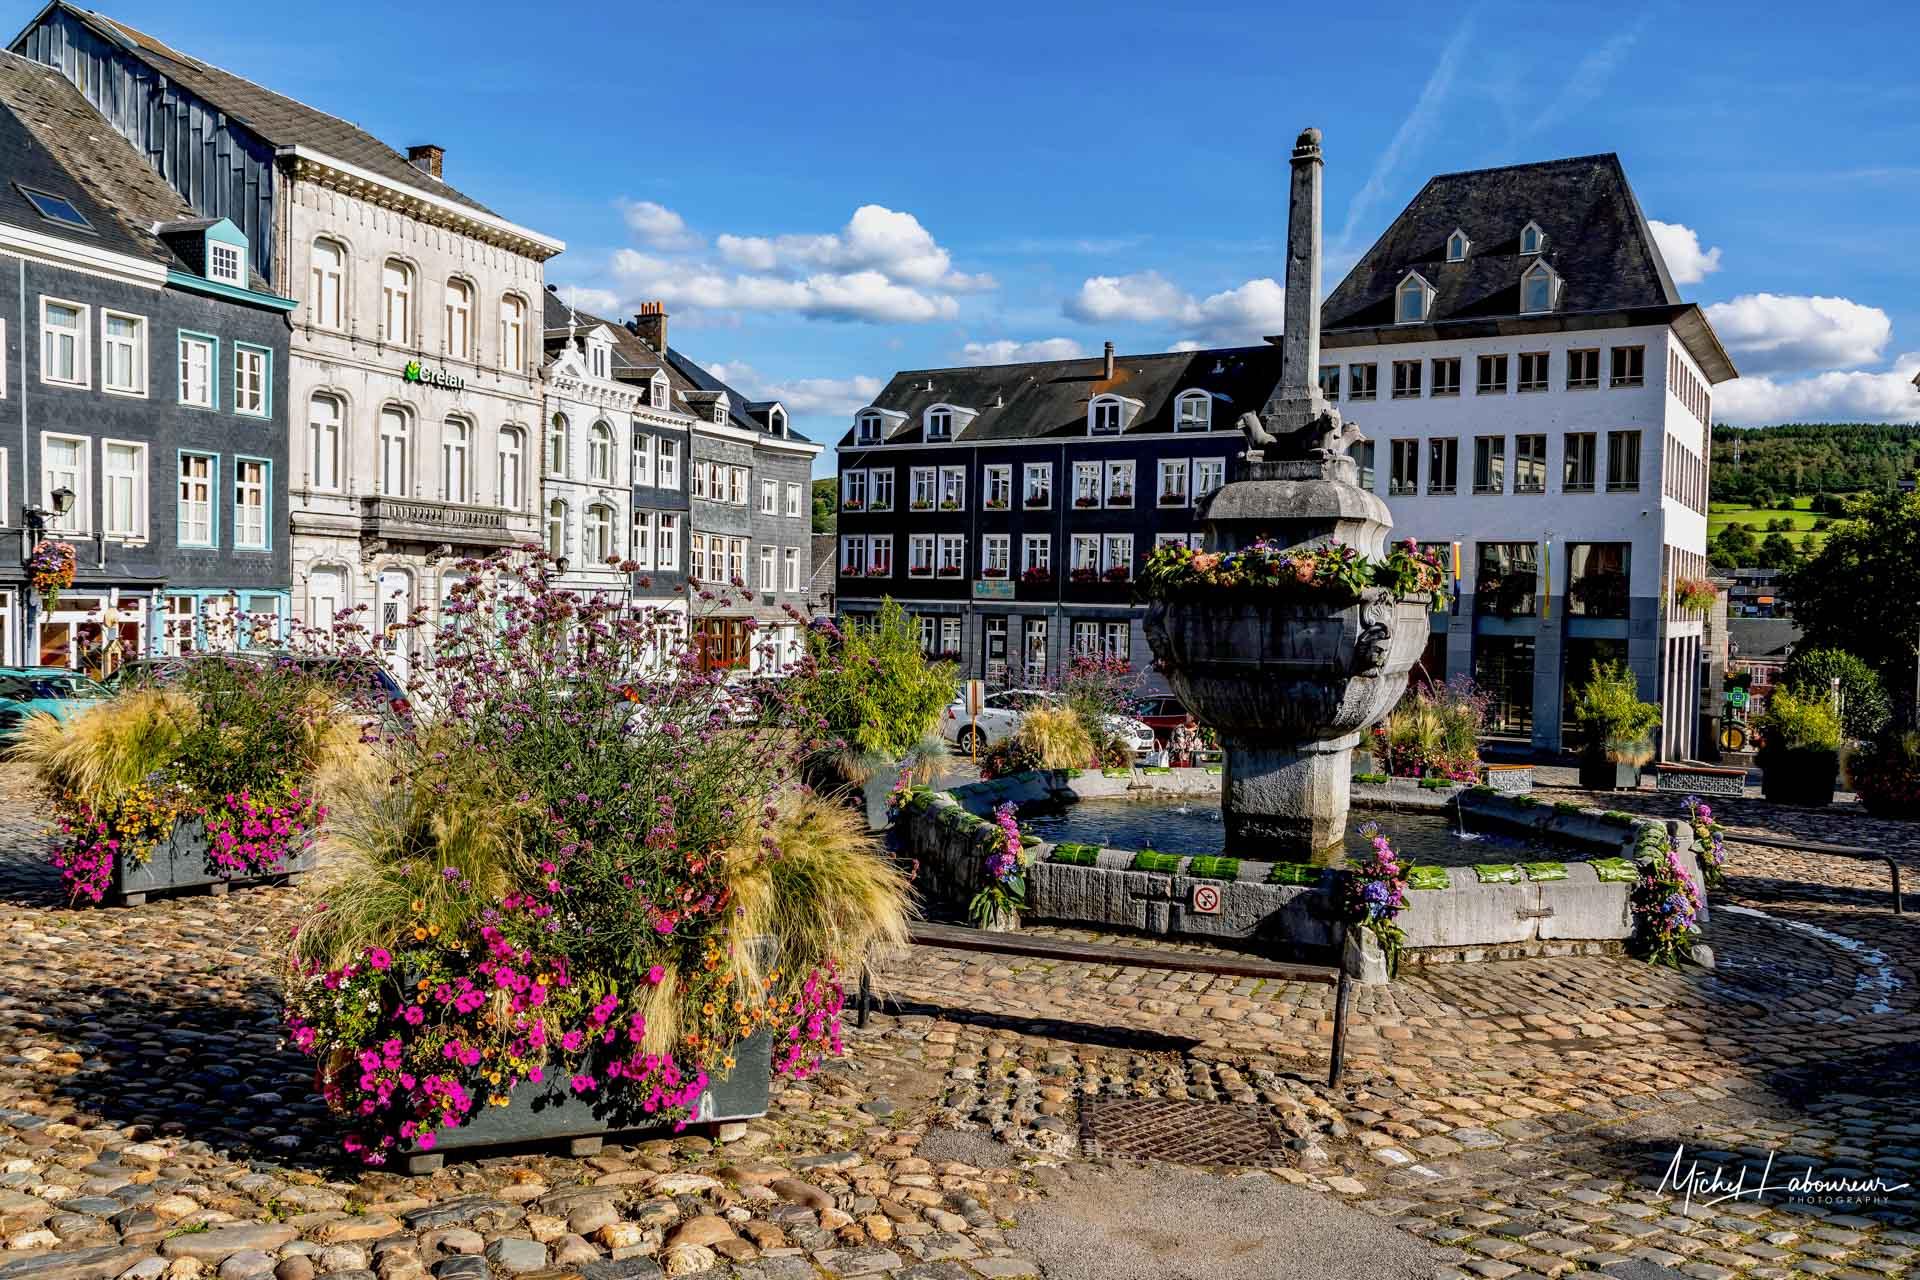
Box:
[702, 1002, 715, 1016]
[411, 900, 425, 913]
[413, 928, 428, 941]
[427, 924, 440, 938]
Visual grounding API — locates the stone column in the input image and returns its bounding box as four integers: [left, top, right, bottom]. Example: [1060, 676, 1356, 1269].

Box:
[1221, 729, 1357, 858]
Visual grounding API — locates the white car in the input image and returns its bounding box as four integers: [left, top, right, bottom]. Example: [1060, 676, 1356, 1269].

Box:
[943, 687, 1156, 759]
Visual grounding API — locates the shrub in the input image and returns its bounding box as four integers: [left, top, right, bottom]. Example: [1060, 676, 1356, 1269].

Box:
[1051, 654, 1140, 750]
[795, 599, 957, 761]
[1850, 731, 1920, 819]
[1373, 675, 1485, 782]
[978, 735, 1041, 781]
[1781, 647, 1890, 740]
[1757, 687, 1843, 752]
[1570, 661, 1660, 765]
[1017, 705, 1095, 770]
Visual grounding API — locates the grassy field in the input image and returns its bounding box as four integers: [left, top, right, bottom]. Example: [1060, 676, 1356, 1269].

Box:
[1708, 497, 1835, 552]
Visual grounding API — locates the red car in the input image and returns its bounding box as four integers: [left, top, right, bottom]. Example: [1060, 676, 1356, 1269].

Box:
[1132, 694, 1191, 744]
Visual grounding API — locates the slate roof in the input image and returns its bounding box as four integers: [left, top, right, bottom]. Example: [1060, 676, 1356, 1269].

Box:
[1321, 153, 1679, 331]
[42, 3, 500, 218]
[840, 346, 1283, 448]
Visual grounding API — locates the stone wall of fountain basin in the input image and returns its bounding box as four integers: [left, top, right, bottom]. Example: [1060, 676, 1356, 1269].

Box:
[900, 771, 1708, 981]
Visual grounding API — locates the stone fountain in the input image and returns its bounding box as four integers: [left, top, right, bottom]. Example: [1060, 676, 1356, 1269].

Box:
[1144, 127, 1431, 859]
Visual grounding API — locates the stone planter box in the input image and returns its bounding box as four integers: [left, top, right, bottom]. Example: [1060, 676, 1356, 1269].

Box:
[403, 1025, 773, 1174]
[1578, 754, 1642, 793]
[115, 818, 315, 906]
[1481, 763, 1533, 794]
[1759, 748, 1838, 807]
[1654, 763, 1746, 798]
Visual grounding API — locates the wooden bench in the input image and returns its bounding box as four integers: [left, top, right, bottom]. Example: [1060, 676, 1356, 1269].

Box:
[857, 920, 1356, 1085]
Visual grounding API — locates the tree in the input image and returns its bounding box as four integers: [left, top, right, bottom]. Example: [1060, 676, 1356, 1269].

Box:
[1756, 533, 1800, 570]
[1786, 489, 1920, 718]
[811, 478, 837, 534]
[1782, 647, 1891, 739]
[795, 599, 956, 761]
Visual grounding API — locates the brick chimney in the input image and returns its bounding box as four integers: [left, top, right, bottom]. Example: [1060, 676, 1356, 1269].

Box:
[406, 144, 444, 178]
[632, 301, 668, 354]
[1103, 341, 1115, 380]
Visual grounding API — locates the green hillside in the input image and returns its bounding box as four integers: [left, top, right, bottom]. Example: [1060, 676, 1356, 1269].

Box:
[1711, 422, 1920, 502]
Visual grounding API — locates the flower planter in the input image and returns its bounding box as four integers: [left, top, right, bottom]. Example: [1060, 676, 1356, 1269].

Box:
[115, 817, 315, 906]
[401, 1026, 773, 1174]
[1578, 753, 1642, 793]
[1759, 747, 1838, 807]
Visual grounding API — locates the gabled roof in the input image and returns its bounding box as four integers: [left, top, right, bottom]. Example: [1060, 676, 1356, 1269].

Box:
[1322, 153, 1679, 331]
[19, 2, 500, 218]
[842, 346, 1282, 448]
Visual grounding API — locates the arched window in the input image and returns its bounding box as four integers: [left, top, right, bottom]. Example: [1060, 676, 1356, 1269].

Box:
[442, 418, 470, 503]
[547, 413, 569, 477]
[381, 260, 414, 344]
[585, 503, 615, 562]
[926, 408, 953, 440]
[1521, 261, 1556, 314]
[498, 295, 526, 372]
[1174, 390, 1210, 431]
[308, 393, 342, 491]
[444, 279, 473, 360]
[1396, 273, 1431, 323]
[379, 406, 411, 496]
[1089, 396, 1123, 434]
[309, 239, 345, 330]
[496, 427, 524, 510]
[545, 498, 568, 558]
[588, 421, 614, 482]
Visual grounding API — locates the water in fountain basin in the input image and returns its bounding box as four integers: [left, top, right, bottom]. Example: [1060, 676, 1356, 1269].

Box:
[1023, 799, 1577, 868]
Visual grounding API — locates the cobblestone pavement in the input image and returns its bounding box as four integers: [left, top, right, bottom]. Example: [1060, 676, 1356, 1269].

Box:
[1, 762, 1917, 1280]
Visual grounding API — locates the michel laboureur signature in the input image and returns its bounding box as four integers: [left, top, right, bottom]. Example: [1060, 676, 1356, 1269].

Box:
[1660, 1145, 1913, 1212]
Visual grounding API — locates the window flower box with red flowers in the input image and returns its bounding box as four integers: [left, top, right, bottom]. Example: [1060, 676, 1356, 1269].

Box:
[1024, 495, 1050, 510]
[868, 561, 892, 577]
[1107, 490, 1133, 508]
[1069, 567, 1101, 585]
[936, 650, 961, 663]
[1073, 495, 1099, 509]
[839, 563, 864, 577]
[840, 498, 864, 512]
[937, 562, 964, 578]
[1103, 565, 1132, 583]
[1019, 567, 1053, 587]
[985, 498, 1009, 511]
[981, 566, 1008, 579]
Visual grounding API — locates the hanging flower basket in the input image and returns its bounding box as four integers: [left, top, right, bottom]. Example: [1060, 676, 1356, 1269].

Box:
[1674, 577, 1717, 615]
[28, 540, 77, 611]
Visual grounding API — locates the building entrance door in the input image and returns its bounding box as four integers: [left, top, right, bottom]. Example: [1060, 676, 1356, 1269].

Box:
[1474, 635, 1536, 736]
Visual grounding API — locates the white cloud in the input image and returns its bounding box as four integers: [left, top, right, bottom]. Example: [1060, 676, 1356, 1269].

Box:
[705, 361, 885, 417]
[1065, 272, 1287, 346]
[956, 338, 1085, 365]
[553, 284, 622, 316]
[619, 200, 701, 251]
[1648, 220, 1723, 285]
[1705, 293, 1891, 375]
[1715, 352, 1920, 425]
[609, 251, 958, 324]
[715, 205, 993, 292]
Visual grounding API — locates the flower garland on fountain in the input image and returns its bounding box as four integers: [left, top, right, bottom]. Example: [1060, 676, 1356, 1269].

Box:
[1138, 537, 1447, 608]
[1340, 823, 1409, 976]
[1682, 795, 1728, 889]
[968, 801, 1030, 930]
[1629, 825, 1703, 967]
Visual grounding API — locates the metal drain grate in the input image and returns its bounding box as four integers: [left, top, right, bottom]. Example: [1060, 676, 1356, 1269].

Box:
[1079, 1097, 1287, 1167]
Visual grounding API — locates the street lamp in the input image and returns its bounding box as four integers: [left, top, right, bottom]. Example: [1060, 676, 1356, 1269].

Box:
[22, 487, 76, 666]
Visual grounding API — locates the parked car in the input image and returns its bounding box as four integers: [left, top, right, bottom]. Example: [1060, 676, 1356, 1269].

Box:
[942, 688, 1156, 759]
[0, 667, 110, 745]
[105, 651, 411, 721]
[1131, 694, 1191, 744]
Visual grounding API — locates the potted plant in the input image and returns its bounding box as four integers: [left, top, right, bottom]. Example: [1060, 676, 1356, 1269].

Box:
[1673, 576, 1717, 615]
[283, 553, 912, 1170]
[1569, 660, 1660, 792]
[1755, 687, 1843, 806]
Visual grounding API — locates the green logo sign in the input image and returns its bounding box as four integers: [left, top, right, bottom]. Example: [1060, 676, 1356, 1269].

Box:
[1726, 688, 1749, 708]
[401, 360, 465, 392]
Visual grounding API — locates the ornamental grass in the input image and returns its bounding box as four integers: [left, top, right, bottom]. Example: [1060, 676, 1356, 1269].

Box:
[1018, 705, 1096, 769]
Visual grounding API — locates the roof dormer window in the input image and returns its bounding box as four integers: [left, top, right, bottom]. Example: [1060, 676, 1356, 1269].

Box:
[1395, 271, 1434, 324]
[1519, 221, 1545, 255]
[926, 407, 953, 440]
[768, 406, 786, 437]
[712, 403, 726, 426]
[1090, 396, 1124, 435]
[208, 240, 243, 285]
[857, 412, 883, 444]
[652, 375, 670, 409]
[18, 185, 91, 232]
[1445, 229, 1470, 262]
[1175, 390, 1211, 431]
[1520, 260, 1559, 314]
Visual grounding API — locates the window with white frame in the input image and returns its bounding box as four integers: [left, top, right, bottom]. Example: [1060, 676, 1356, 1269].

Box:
[234, 344, 267, 416]
[631, 511, 654, 569]
[842, 469, 868, 511]
[1103, 534, 1133, 580]
[1022, 533, 1051, 574]
[1519, 221, 1545, 255]
[727, 465, 747, 505]
[207, 239, 243, 286]
[1520, 262, 1556, 314]
[1396, 273, 1431, 324]
[310, 239, 345, 331]
[585, 503, 615, 562]
[1090, 397, 1123, 434]
[937, 533, 965, 577]
[178, 452, 214, 546]
[103, 441, 145, 540]
[1105, 459, 1134, 507]
[309, 395, 342, 491]
[179, 334, 214, 408]
[940, 616, 961, 658]
[783, 546, 800, 592]
[588, 422, 614, 482]
[982, 534, 1010, 577]
[689, 532, 709, 580]
[869, 466, 893, 511]
[1072, 460, 1101, 508]
[1446, 229, 1470, 262]
[1158, 458, 1189, 506]
[760, 479, 777, 514]
[786, 481, 802, 518]
[868, 534, 892, 576]
[1194, 457, 1225, 500]
[41, 299, 88, 386]
[379, 407, 411, 495]
[547, 415, 569, 477]
[916, 615, 936, 655]
[632, 433, 653, 487]
[984, 464, 1011, 509]
[759, 545, 776, 592]
[1154, 532, 1189, 551]
[1175, 390, 1210, 430]
[41, 434, 87, 532]
[1104, 621, 1130, 662]
[442, 418, 470, 503]
[102, 312, 146, 395]
[926, 407, 953, 440]
[444, 279, 473, 359]
[656, 513, 679, 568]
[496, 426, 524, 509]
[499, 295, 526, 372]
[381, 260, 414, 343]
[235, 459, 268, 549]
[907, 533, 935, 577]
[692, 462, 710, 500]
[910, 466, 936, 510]
[1072, 621, 1099, 656]
[1070, 534, 1099, 575]
[657, 437, 680, 489]
[1024, 462, 1052, 508]
[546, 499, 569, 558]
[649, 375, 669, 409]
[726, 536, 747, 583]
[857, 412, 882, 444]
[938, 465, 964, 510]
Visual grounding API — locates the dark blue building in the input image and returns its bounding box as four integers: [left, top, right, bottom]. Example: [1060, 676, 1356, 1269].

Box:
[0, 51, 293, 670]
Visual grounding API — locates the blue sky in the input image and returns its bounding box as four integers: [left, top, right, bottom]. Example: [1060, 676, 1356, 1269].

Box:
[54, 0, 1920, 474]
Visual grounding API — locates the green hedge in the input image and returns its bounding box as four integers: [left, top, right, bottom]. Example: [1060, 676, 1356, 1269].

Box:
[1049, 843, 1101, 867]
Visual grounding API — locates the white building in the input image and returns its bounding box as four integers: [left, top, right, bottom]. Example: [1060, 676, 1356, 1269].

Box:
[1319, 153, 1735, 757]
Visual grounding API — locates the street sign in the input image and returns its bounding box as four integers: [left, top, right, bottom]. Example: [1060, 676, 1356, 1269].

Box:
[1726, 688, 1749, 708]
[1191, 883, 1222, 914]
